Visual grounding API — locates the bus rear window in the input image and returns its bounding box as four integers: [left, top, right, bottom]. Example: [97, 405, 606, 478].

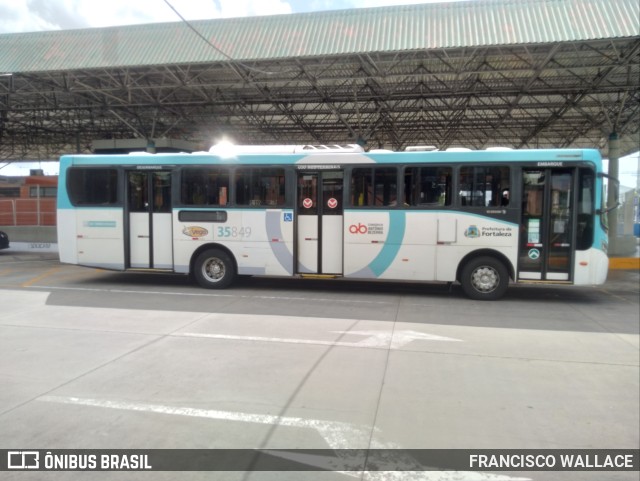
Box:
[67, 168, 118, 206]
[576, 168, 595, 250]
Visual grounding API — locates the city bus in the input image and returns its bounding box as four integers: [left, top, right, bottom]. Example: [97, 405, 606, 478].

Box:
[56, 145, 616, 300]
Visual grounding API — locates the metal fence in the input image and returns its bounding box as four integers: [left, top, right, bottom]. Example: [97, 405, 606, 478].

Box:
[0, 198, 56, 226]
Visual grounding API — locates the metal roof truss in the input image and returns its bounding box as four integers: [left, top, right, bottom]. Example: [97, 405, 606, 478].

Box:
[0, 36, 638, 160]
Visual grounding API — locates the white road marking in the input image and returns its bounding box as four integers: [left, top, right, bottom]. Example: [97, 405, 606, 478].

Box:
[38, 395, 369, 450]
[178, 332, 365, 348]
[266, 451, 530, 480]
[332, 330, 462, 349]
[39, 396, 529, 481]
[176, 329, 462, 350]
[364, 473, 531, 481]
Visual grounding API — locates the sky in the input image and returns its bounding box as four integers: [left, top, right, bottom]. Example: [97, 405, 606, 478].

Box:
[0, 0, 464, 34]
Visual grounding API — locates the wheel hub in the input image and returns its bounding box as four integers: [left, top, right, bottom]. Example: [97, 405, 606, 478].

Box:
[205, 259, 224, 280]
[472, 267, 498, 292]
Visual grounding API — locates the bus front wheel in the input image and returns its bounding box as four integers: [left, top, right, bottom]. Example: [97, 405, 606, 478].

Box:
[460, 257, 509, 300]
[193, 249, 235, 289]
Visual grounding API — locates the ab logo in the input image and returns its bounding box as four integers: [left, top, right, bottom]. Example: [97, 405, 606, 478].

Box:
[349, 223, 368, 234]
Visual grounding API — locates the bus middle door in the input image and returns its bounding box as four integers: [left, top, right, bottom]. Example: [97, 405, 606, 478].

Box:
[296, 171, 344, 275]
[126, 170, 173, 269]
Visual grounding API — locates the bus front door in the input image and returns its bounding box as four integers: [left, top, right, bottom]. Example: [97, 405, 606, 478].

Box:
[126, 171, 173, 269]
[296, 171, 343, 274]
[519, 168, 575, 281]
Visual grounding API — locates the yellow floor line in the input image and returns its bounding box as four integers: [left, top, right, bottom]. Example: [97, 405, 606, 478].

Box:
[21, 266, 62, 287]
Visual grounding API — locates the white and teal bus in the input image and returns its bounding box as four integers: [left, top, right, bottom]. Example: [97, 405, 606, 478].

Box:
[57, 144, 616, 300]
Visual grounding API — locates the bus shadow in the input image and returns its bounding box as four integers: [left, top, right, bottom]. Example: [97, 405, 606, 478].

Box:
[39, 267, 623, 307]
[228, 274, 618, 306]
[35, 271, 639, 334]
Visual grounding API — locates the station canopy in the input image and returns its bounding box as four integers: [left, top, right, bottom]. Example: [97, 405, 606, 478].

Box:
[0, 0, 638, 161]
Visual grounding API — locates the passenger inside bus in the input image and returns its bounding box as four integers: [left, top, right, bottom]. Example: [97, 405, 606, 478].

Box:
[501, 188, 510, 206]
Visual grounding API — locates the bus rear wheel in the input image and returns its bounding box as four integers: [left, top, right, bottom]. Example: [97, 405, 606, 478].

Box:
[460, 256, 509, 300]
[193, 248, 235, 289]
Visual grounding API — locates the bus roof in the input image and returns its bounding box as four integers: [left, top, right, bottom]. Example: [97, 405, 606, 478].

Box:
[59, 148, 603, 169]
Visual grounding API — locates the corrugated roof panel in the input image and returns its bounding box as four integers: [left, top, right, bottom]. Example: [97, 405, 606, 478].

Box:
[528, 4, 547, 42]
[0, 0, 638, 73]
[517, 4, 538, 43]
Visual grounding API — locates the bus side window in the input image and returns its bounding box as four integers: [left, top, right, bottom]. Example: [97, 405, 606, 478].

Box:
[68, 168, 119, 206]
[351, 167, 397, 207]
[374, 168, 397, 206]
[406, 166, 452, 207]
[351, 169, 371, 206]
[500, 188, 510, 206]
[458, 166, 509, 208]
[236, 168, 286, 207]
[181, 168, 229, 206]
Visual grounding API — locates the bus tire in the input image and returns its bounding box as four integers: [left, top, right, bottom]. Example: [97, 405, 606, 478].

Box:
[193, 248, 235, 289]
[460, 256, 509, 300]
